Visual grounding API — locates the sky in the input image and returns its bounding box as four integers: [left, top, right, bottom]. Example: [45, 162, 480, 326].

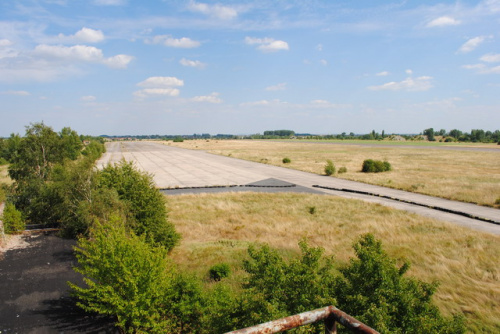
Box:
[0, 0, 499, 136]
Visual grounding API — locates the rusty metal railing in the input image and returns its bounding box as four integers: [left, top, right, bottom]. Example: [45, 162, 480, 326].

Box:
[224, 305, 379, 334]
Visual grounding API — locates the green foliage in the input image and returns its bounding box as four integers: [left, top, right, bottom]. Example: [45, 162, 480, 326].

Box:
[324, 159, 336, 176]
[70, 219, 206, 333]
[423, 128, 436, 141]
[209, 263, 231, 281]
[333, 234, 465, 333]
[239, 240, 337, 329]
[338, 166, 347, 174]
[173, 136, 184, 142]
[69, 219, 175, 333]
[97, 161, 180, 251]
[282, 157, 291, 164]
[362, 159, 392, 173]
[1, 202, 25, 234]
[308, 206, 316, 214]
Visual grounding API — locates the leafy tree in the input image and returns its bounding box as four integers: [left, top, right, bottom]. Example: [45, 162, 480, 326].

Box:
[225, 240, 337, 332]
[97, 161, 180, 250]
[423, 128, 435, 141]
[334, 234, 465, 333]
[69, 219, 177, 333]
[449, 129, 462, 139]
[59, 127, 83, 160]
[1, 202, 25, 234]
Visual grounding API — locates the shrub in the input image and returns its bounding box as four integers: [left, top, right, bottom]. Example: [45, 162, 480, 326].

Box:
[362, 159, 392, 173]
[209, 263, 231, 281]
[282, 157, 291, 164]
[1, 202, 25, 234]
[338, 166, 347, 174]
[334, 234, 465, 333]
[308, 206, 316, 215]
[173, 137, 184, 142]
[97, 161, 180, 251]
[69, 219, 176, 333]
[324, 159, 335, 176]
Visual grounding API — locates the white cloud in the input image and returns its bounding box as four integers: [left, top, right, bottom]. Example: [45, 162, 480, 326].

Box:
[245, 37, 289, 53]
[480, 53, 500, 63]
[462, 63, 500, 74]
[368, 76, 433, 92]
[188, 1, 238, 20]
[137, 76, 184, 87]
[1, 90, 30, 96]
[191, 92, 222, 103]
[240, 99, 286, 107]
[58, 27, 105, 43]
[266, 83, 287, 91]
[458, 36, 488, 53]
[426, 16, 461, 27]
[179, 58, 206, 68]
[133, 88, 180, 98]
[317, 44, 323, 51]
[376, 71, 389, 76]
[405, 69, 413, 75]
[81, 95, 96, 101]
[320, 59, 328, 66]
[33, 44, 133, 68]
[0, 39, 13, 47]
[146, 35, 200, 48]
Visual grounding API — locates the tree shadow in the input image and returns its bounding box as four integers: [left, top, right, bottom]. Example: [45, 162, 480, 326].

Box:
[35, 295, 119, 333]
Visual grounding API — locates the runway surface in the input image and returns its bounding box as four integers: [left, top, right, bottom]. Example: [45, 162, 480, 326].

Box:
[97, 141, 500, 235]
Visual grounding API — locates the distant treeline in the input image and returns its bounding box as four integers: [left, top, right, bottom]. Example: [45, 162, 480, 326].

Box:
[77, 128, 500, 143]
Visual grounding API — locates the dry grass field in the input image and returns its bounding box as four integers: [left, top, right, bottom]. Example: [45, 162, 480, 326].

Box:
[167, 192, 500, 333]
[0, 165, 10, 185]
[167, 140, 500, 207]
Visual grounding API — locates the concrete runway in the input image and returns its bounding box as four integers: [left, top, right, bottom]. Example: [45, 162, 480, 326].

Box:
[97, 141, 500, 235]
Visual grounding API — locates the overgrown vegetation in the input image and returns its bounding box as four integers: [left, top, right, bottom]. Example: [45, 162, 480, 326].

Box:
[71, 224, 465, 333]
[1, 202, 24, 234]
[362, 159, 392, 173]
[282, 157, 291, 164]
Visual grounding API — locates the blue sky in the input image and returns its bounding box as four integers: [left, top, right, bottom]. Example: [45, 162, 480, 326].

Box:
[0, 0, 499, 136]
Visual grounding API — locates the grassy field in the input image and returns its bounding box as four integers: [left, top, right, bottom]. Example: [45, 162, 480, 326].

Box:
[0, 165, 10, 185]
[167, 192, 500, 333]
[167, 139, 500, 207]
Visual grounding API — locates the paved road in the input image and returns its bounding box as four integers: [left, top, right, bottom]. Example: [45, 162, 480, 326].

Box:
[97, 141, 500, 235]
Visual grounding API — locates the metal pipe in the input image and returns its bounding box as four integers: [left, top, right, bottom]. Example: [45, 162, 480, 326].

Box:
[224, 305, 379, 334]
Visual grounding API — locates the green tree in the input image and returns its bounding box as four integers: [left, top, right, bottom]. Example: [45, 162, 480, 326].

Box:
[97, 161, 180, 250]
[59, 127, 83, 160]
[69, 219, 177, 333]
[334, 234, 465, 333]
[1, 202, 25, 234]
[423, 128, 435, 141]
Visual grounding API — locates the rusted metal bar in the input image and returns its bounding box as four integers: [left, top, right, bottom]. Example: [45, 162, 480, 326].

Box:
[224, 305, 379, 334]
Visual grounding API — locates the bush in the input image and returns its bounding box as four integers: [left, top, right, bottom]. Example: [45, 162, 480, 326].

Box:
[338, 166, 347, 174]
[209, 263, 231, 281]
[334, 234, 465, 333]
[97, 161, 180, 251]
[70, 219, 176, 333]
[282, 157, 291, 164]
[1, 202, 25, 234]
[324, 159, 335, 176]
[173, 137, 184, 142]
[362, 159, 392, 173]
